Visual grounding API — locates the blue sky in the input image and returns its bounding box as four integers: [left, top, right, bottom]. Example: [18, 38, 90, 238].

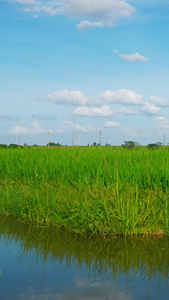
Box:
[0, 0, 169, 146]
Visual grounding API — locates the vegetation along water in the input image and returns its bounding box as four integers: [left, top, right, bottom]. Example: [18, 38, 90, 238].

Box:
[2, 215, 169, 299]
[0, 146, 169, 236]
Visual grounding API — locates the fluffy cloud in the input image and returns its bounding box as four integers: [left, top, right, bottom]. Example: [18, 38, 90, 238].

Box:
[118, 107, 136, 114]
[10, 121, 46, 136]
[113, 50, 148, 62]
[7, 0, 135, 29]
[101, 89, 144, 105]
[127, 0, 167, 4]
[44, 89, 86, 106]
[71, 0, 135, 30]
[153, 116, 169, 129]
[149, 95, 169, 107]
[57, 119, 96, 133]
[105, 121, 121, 127]
[77, 20, 103, 31]
[73, 105, 113, 117]
[8, 0, 64, 15]
[44, 89, 100, 106]
[141, 102, 161, 115]
[64, 0, 134, 17]
[119, 52, 148, 62]
[9, 0, 38, 4]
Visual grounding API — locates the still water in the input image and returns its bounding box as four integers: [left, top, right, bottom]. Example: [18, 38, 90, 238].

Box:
[0, 216, 169, 300]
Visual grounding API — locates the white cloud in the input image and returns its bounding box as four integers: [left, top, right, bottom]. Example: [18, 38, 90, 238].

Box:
[105, 121, 121, 127]
[10, 121, 46, 136]
[74, 123, 95, 132]
[8, 0, 38, 4]
[19, 284, 134, 300]
[119, 52, 148, 62]
[65, 0, 135, 29]
[85, 96, 101, 106]
[23, 6, 40, 12]
[9, 0, 63, 15]
[7, 0, 135, 29]
[149, 95, 169, 107]
[113, 49, 119, 54]
[118, 107, 136, 114]
[114, 49, 148, 62]
[44, 89, 100, 106]
[76, 20, 103, 31]
[127, 0, 168, 4]
[101, 89, 144, 105]
[64, 0, 133, 16]
[44, 89, 86, 106]
[153, 116, 169, 129]
[73, 105, 113, 117]
[57, 119, 96, 133]
[141, 102, 161, 115]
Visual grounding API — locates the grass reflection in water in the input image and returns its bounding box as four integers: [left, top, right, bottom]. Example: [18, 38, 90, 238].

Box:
[1, 215, 169, 285]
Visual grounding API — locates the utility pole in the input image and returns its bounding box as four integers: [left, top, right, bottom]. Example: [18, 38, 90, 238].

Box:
[72, 132, 80, 147]
[79, 130, 81, 146]
[48, 131, 50, 148]
[19, 136, 20, 148]
[99, 129, 102, 148]
[72, 135, 74, 147]
[75, 133, 78, 146]
[42, 133, 45, 146]
[164, 132, 166, 149]
[25, 135, 28, 146]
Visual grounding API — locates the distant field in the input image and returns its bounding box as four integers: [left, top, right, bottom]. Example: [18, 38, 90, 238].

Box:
[0, 147, 169, 236]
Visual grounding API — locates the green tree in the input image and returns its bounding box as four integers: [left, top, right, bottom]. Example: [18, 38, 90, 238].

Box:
[0, 144, 7, 148]
[8, 144, 19, 149]
[147, 142, 162, 149]
[122, 141, 136, 149]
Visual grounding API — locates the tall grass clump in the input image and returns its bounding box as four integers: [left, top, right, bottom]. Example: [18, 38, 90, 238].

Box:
[0, 146, 169, 236]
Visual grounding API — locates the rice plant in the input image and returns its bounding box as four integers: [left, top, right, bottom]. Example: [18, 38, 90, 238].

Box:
[0, 146, 169, 236]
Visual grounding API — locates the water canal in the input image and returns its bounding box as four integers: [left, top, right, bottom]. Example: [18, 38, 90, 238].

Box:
[0, 215, 169, 300]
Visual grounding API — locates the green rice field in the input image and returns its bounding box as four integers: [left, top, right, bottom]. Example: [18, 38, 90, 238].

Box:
[0, 146, 169, 236]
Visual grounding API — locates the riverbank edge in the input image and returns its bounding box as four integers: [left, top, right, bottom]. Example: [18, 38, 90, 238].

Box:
[0, 180, 169, 237]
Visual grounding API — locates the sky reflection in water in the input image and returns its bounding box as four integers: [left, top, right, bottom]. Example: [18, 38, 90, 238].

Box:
[0, 216, 169, 300]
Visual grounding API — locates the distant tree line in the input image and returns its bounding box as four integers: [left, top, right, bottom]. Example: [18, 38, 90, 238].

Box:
[88, 142, 112, 147]
[122, 141, 164, 149]
[0, 141, 166, 149]
[0, 143, 20, 149]
[47, 142, 61, 147]
[0, 142, 62, 148]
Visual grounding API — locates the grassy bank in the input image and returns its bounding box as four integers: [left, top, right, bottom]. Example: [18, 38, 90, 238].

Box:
[0, 147, 169, 236]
